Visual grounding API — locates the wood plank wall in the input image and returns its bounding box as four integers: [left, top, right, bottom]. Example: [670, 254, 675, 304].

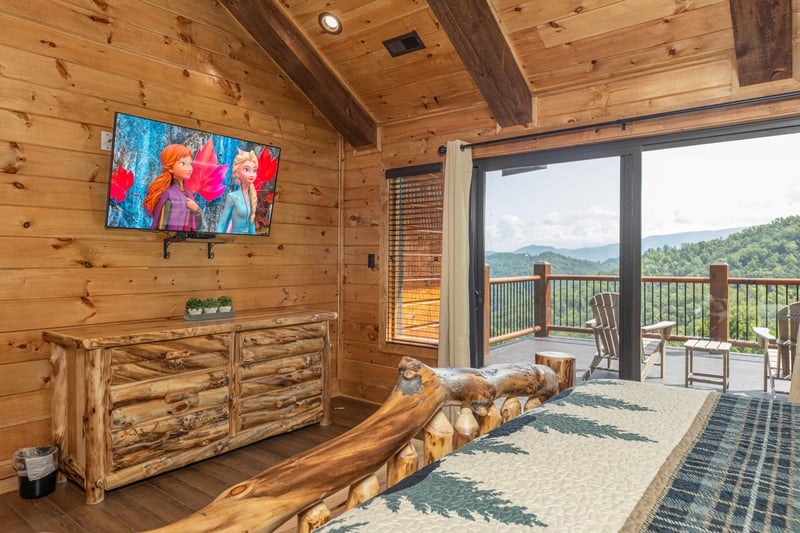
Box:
[340, 56, 800, 403]
[0, 0, 340, 494]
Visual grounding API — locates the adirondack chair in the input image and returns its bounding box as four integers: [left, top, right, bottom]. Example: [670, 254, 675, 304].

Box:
[584, 292, 675, 381]
[753, 302, 800, 398]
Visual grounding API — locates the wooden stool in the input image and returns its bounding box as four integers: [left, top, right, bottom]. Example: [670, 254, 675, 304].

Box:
[535, 351, 576, 393]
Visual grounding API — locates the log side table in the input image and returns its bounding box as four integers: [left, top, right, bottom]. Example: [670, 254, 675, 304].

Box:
[535, 351, 576, 393]
[684, 339, 732, 392]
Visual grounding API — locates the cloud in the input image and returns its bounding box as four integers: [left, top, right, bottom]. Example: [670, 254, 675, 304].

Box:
[486, 207, 619, 252]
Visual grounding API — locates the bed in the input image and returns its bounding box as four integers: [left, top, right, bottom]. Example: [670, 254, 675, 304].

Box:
[148, 357, 800, 532]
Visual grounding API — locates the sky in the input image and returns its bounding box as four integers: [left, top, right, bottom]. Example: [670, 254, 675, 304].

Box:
[485, 131, 800, 252]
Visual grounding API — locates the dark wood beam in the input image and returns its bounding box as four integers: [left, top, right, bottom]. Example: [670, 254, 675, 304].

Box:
[427, 0, 532, 127]
[221, 0, 377, 149]
[729, 0, 792, 86]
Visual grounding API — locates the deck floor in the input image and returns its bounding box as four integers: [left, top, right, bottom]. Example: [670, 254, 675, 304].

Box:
[486, 335, 783, 401]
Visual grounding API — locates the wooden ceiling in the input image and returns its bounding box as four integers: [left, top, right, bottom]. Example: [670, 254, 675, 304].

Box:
[222, 0, 795, 150]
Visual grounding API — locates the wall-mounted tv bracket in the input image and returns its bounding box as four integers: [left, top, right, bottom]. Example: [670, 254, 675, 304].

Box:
[163, 233, 226, 259]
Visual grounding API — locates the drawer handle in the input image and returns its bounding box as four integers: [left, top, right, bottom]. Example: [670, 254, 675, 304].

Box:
[166, 349, 191, 359]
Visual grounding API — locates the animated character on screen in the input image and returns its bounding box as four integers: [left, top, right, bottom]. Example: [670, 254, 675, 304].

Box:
[216, 149, 258, 234]
[143, 144, 202, 231]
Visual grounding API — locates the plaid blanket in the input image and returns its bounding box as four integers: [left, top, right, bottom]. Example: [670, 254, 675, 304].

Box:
[318, 380, 800, 532]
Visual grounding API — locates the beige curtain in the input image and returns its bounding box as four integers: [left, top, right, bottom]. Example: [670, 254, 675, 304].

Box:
[437, 139, 473, 368]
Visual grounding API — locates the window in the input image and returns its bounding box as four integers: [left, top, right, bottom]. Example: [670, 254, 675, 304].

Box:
[386, 169, 443, 345]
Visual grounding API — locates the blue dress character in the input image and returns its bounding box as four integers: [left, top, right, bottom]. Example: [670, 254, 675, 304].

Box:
[216, 149, 258, 234]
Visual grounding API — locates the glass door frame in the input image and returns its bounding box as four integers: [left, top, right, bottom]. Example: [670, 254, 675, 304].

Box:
[469, 115, 800, 379]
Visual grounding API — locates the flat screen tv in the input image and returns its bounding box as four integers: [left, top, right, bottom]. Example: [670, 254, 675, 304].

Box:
[105, 112, 280, 237]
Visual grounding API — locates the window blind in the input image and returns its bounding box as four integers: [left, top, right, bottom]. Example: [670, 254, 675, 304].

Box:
[387, 171, 443, 345]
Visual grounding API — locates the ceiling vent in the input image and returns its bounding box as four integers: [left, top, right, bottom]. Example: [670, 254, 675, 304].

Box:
[383, 31, 425, 58]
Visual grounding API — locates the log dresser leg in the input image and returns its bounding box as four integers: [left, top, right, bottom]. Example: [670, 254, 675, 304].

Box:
[84, 348, 106, 504]
[534, 351, 576, 393]
[50, 342, 67, 484]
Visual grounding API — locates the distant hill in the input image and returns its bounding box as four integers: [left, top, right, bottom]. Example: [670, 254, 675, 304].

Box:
[641, 216, 800, 277]
[486, 251, 618, 277]
[487, 220, 800, 278]
[512, 228, 743, 262]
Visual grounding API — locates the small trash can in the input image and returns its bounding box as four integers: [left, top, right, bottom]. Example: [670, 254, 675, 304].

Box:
[12, 446, 58, 499]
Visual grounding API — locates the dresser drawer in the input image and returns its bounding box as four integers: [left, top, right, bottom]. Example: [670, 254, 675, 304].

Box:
[239, 324, 326, 363]
[109, 408, 230, 471]
[110, 334, 231, 385]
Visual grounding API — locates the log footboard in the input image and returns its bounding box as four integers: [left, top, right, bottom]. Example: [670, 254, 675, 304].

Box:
[145, 356, 559, 533]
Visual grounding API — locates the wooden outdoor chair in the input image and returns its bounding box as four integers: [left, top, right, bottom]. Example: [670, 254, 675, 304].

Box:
[584, 292, 675, 381]
[753, 302, 800, 398]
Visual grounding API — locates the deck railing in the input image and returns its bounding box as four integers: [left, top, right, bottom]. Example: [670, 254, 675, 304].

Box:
[486, 262, 800, 351]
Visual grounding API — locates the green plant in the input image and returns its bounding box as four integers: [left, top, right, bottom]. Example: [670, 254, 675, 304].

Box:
[185, 297, 203, 310]
[217, 295, 233, 307]
[202, 297, 219, 308]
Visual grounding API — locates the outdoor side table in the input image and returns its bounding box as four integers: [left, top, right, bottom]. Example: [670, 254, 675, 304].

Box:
[684, 339, 732, 392]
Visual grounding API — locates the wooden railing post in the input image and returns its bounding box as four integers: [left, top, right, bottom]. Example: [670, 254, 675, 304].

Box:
[709, 262, 729, 342]
[484, 265, 490, 356]
[534, 262, 551, 337]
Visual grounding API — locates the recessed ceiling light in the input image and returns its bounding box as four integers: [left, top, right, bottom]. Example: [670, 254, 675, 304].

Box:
[318, 12, 342, 35]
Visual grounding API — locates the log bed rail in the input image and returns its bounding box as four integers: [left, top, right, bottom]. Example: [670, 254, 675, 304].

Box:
[145, 356, 560, 533]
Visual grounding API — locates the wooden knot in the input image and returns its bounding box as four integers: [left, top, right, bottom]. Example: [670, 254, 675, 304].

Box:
[229, 483, 249, 496]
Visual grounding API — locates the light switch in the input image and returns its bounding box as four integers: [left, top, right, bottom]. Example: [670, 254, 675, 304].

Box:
[101, 131, 113, 151]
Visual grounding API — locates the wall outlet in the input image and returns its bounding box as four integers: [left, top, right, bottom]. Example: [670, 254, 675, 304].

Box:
[101, 131, 113, 151]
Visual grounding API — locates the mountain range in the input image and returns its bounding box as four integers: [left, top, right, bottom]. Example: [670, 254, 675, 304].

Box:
[503, 228, 743, 262]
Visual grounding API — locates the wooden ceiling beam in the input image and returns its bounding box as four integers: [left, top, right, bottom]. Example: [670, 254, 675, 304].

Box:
[729, 0, 792, 86]
[221, 0, 377, 149]
[427, 0, 532, 127]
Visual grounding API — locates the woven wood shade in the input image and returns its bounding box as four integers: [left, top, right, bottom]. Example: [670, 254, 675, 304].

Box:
[387, 172, 443, 345]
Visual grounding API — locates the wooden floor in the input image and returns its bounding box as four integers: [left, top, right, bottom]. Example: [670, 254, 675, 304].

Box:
[0, 397, 378, 533]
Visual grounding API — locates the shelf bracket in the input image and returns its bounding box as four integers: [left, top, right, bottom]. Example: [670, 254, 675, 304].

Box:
[163, 235, 186, 259]
[163, 235, 226, 259]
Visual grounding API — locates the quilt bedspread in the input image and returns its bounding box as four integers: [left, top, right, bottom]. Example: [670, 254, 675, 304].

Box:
[317, 379, 800, 532]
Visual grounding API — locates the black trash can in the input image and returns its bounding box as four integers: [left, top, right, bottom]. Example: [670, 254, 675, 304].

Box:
[13, 446, 58, 499]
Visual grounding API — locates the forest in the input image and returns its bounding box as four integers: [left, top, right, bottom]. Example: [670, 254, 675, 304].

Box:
[486, 216, 800, 344]
[487, 216, 800, 278]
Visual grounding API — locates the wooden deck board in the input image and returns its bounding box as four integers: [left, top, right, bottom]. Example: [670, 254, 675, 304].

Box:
[486, 335, 776, 400]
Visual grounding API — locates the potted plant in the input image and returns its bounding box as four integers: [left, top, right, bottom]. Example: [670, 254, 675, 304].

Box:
[217, 295, 233, 312]
[202, 297, 219, 313]
[185, 297, 203, 315]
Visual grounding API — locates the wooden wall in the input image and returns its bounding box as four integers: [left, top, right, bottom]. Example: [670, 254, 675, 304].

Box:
[340, 63, 800, 403]
[0, 0, 341, 493]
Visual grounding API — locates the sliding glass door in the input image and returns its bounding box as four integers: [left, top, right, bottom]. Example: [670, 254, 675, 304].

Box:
[472, 117, 800, 380]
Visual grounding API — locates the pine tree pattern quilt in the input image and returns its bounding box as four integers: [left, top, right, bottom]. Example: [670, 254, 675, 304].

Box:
[317, 379, 800, 532]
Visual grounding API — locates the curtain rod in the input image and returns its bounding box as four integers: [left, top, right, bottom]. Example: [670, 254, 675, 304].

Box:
[436, 90, 800, 154]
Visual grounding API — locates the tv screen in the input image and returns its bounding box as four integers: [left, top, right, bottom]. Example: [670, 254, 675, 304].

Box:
[105, 112, 280, 236]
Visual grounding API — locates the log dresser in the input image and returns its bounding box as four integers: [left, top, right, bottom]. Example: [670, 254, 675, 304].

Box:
[43, 309, 336, 504]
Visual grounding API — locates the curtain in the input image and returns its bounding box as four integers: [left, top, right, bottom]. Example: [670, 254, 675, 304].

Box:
[437, 139, 473, 368]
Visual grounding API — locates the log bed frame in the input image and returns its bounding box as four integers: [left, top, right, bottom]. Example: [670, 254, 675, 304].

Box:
[145, 356, 560, 533]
